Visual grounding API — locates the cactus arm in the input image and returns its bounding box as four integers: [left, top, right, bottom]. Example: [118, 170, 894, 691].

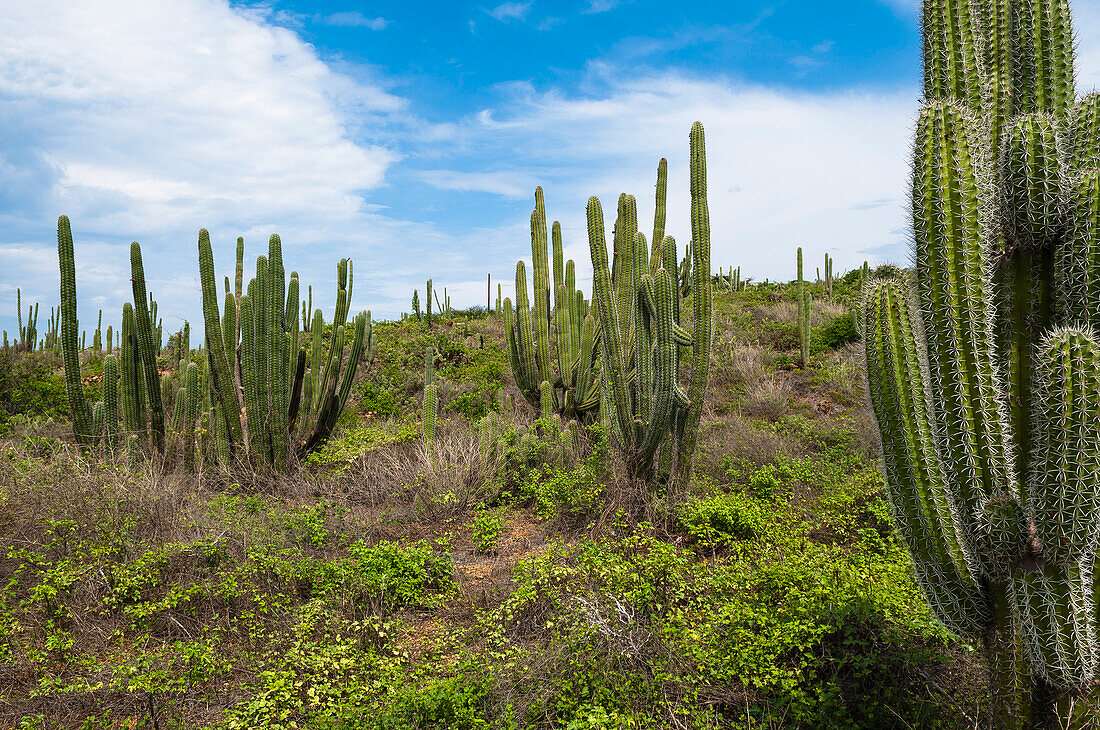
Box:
[912, 102, 1012, 527]
[130, 241, 166, 453]
[103, 354, 119, 451]
[198, 229, 244, 451]
[864, 278, 988, 636]
[651, 158, 667, 268]
[1060, 170, 1100, 326]
[676, 122, 714, 485]
[588, 196, 633, 448]
[532, 189, 553, 388]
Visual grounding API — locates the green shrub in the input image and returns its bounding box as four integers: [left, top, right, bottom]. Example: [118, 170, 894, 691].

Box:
[347, 540, 455, 608]
[811, 311, 859, 352]
[679, 492, 766, 547]
[471, 510, 504, 555]
[356, 381, 398, 418]
[0, 352, 67, 433]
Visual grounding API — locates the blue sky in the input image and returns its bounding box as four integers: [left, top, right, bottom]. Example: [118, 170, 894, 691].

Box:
[2, 0, 1099, 336]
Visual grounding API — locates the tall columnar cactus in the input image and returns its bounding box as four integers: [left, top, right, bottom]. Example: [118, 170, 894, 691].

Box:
[422, 346, 438, 446]
[797, 247, 810, 367]
[57, 217, 95, 448]
[863, 2, 1100, 726]
[130, 242, 166, 453]
[505, 187, 601, 422]
[102, 354, 119, 451]
[426, 278, 433, 328]
[412, 289, 422, 321]
[93, 310, 102, 355]
[586, 123, 712, 482]
[823, 253, 833, 298]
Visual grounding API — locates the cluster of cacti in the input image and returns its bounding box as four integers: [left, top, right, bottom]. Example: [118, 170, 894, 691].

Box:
[412, 289, 422, 320]
[587, 123, 712, 483]
[797, 247, 811, 367]
[58, 217, 137, 450]
[199, 230, 375, 469]
[422, 346, 438, 447]
[14, 289, 40, 353]
[433, 285, 452, 319]
[863, 1, 1100, 725]
[716, 266, 742, 292]
[822, 253, 833, 298]
[55, 217, 373, 471]
[504, 187, 601, 424]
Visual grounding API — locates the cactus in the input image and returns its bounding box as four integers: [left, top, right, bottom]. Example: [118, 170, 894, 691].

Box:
[196, 232, 372, 467]
[426, 278, 433, 328]
[505, 187, 601, 422]
[412, 289, 422, 320]
[102, 354, 119, 451]
[585, 123, 712, 482]
[422, 346, 438, 447]
[862, 2, 1100, 725]
[129, 242, 166, 453]
[57, 217, 95, 448]
[797, 248, 810, 367]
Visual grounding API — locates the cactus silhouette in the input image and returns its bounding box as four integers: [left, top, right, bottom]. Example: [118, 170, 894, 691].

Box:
[862, 1, 1100, 725]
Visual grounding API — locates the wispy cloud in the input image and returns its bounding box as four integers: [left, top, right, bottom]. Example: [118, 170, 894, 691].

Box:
[486, 2, 532, 22]
[324, 12, 389, 30]
[584, 0, 629, 13]
[417, 170, 537, 199]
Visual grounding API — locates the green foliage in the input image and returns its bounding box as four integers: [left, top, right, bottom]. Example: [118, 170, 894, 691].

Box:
[679, 491, 766, 547]
[811, 311, 859, 353]
[0, 352, 67, 433]
[471, 510, 505, 554]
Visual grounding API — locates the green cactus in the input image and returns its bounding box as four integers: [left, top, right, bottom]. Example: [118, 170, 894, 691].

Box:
[422, 347, 438, 447]
[505, 187, 601, 422]
[797, 248, 810, 367]
[102, 354, 119, 451]
[585, 123, 712, 483]
[426, 278, 433, 328]
[196, 233, 371, 469]
[129, 242, 166, 453]
[57, 217, 95, 448]
[412, 289, 422, 320]
[863, 2, 1100, 725]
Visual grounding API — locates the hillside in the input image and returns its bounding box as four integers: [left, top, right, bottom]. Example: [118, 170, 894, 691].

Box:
[0, 273, 989, 729]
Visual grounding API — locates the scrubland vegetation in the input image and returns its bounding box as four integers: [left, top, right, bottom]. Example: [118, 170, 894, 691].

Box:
[0, 269, 994, 728]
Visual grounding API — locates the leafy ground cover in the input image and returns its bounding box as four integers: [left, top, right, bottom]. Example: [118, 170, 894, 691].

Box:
[0, 275, 989, 728]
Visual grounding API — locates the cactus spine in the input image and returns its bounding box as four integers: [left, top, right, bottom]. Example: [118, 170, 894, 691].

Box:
[863, 1, 1100, 725]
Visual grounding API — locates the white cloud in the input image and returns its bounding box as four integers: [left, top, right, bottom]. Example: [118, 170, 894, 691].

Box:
[324, 12, 389, 30]
[442, 74, 915, 298]
[487, 2, 532, 22]
[417, 170, 538, 199]
[0, 0, 414, 328]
